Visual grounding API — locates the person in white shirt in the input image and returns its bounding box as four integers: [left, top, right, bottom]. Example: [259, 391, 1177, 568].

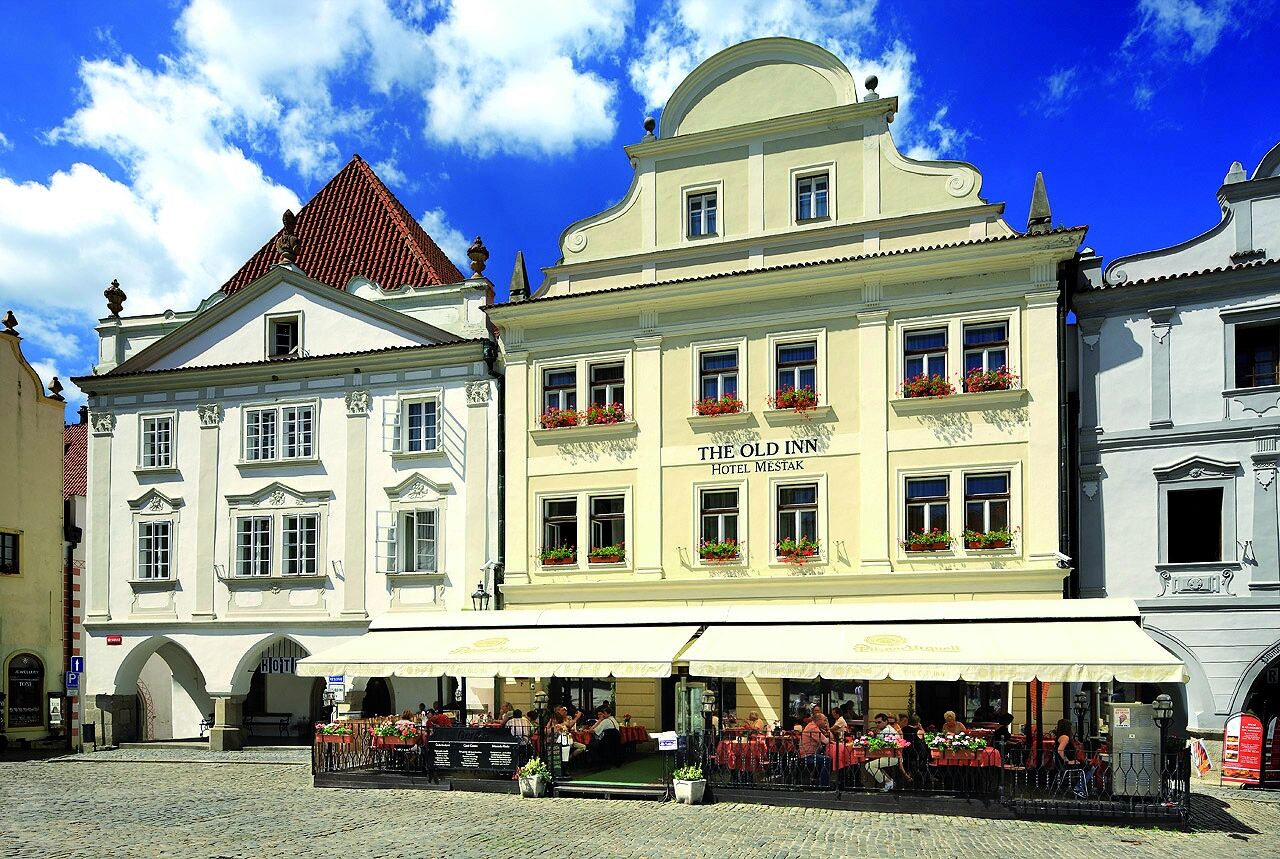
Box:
[865, 712, 902, 792]
[507, 709, 534, 743]
[592, 709, 620, 737]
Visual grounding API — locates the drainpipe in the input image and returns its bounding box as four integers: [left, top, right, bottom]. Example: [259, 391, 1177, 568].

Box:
[1057, 258, 1077, 599]
[482, 338, 505, 608]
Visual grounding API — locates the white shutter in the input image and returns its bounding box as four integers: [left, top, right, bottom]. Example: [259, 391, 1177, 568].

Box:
[375, 510, 398, 574]
[381, 397, 402, 453]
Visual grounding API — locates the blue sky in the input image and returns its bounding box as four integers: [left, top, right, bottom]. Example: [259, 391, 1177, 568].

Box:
[0, 0, 1276, 417]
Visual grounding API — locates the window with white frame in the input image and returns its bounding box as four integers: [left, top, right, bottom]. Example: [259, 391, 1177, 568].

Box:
[543, 367, 577, 412]
[589, 495, 625, 555]
[699, 350, 739, 401]
[589, 363, 625, 408]
[400, 509, 438, 573]
[243, 405, 313, 461]
[905, 476, 949, 535]
[963, 322, 1009, 374]
[796, 173, 829, 221]
[699, 488, 739, 543]
[542, 498, 577, 554]
[687, 191, 718, 238]
[776, 483, 818, 546]
[235, 516, 272, 576]
[775, 341, 817, 393]
[140, 415, 173, 469]
[268, 315, 301, 358]
[404, 398, 439, 453]
[904, 329, 947, 381]
[964, 473, 1010, 533]
[136, 520, 172, 580]
[282, 514, 319, 576]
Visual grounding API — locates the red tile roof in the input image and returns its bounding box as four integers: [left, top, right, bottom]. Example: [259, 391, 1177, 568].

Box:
[64, 422, 87, 500]
[220, 155, 464, 295]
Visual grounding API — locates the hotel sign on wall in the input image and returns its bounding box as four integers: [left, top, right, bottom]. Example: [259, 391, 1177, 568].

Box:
[699, 439, 819, 475]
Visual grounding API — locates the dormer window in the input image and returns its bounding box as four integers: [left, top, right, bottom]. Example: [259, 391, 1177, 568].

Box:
[687, 191, 718, 238]
[267, 314, 301, 359]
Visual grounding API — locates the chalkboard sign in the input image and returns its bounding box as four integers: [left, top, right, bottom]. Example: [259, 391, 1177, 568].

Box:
[428, 726, 527, 773]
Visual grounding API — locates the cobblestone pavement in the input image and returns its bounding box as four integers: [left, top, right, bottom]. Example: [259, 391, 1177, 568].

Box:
[48, 744, 310, 765]
[2, 759, 1279, 859]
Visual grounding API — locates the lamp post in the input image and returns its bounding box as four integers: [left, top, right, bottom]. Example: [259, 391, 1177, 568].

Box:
[470, 583, 491, 611]
[701, 688, 717, 770]
[533, 689, 549, 768]
[1152, 693, 1174, 795]
[1073, 689, 1089, 747]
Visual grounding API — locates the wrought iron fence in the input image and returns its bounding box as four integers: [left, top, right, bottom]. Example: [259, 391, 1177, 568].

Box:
[312, 721, 533, 778]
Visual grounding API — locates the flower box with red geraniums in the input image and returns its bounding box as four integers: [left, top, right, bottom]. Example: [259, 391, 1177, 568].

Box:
[588, 543, 625, 564]
[584, 402, 627, 425]
[962, 527, 1018, 550]
[963, 366, 1018, 393]
[776, 536, 820, 564]
[694, 395, 745, 416]
[315, 722, 354, 744]
[902, 374, 956, 399]
[767, 386, 819, 414]
[540, 545, 576, 566]
[902, 529, 952, 552]
[539, 407, 580, 429]
[370, 719, 421, 745]
[699, 538, 742, 562]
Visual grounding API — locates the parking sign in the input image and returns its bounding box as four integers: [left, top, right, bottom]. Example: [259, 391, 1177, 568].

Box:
[64, 671, 81, 693]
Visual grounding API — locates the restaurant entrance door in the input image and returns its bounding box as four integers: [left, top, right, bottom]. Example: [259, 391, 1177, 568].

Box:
[675, 680, 706, 735]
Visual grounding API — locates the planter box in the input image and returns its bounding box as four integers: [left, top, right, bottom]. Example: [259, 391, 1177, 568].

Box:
[700, 554, 742, 563]
[519, 775, 548, 798]
[674, 778, 707, 805]
[941, 749, 978, 760]
[372, 736, 419, 748]
[906, 543, 949, 552]
[315, 734, 353, 745]
[540, 557, 576, 566]
[589, 555, 624, 564]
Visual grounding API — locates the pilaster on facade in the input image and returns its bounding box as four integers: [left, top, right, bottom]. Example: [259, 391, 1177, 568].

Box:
[1251, 438, 1280, 592]
[193, 402, 221, 621]
[342, 388, 369, 619]
[1148, 306, 1176, 429]
[855, 310, 891, 572]
[86, 411, 114, 622]
[633, 335, 665, 581]
[1077, 318, 1103, 439]
[502, 352, 531, 585]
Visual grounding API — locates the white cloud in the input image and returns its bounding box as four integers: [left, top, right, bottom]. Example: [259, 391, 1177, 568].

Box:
[0, 132, 11, 153]
[29, 358, 86, 408]
[1124, 0, 1239, 60]
[1032, 67, 1079, 117]
[418, 208, 470, 270]
[626, 1, 966, 159]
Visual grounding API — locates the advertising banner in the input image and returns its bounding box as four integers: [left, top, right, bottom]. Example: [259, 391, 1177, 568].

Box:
[1222, 712, 1264, 785]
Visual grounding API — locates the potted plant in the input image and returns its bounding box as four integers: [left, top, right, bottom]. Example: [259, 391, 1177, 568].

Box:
[588, 542, 625, 564]
[517, 758, 551, 797]
[539, 407, 580, 429]
[901, 374, 956, 399]
[776, 536, 820, 564]
[584, 402, 627, 425]
[694, 394, 745, 416]
[964, 527, 1018, 549]
[902, 529, 952, 552]
[767, 386, 819, 414]
[672, 764, 707, 804]
[370, 719, 420, 747]
[539, 545, 576, 566]
[963, 365, 1018, 393]
[699, 538, 741, 562]
[314, 722, 353, 744]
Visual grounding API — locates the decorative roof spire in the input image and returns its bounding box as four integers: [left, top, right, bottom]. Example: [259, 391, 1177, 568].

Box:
[642, 116, 656, 141]
[276, 209, 300, 264]
[49, 377, 65, 401]
[2, 310, 16, 336]
[1027, 172, 1052, 235]
[104, 279, 126, 317]
[862, 74, 880, 102]
[509, 250, 530, 302]
[467, 235, 489, 278]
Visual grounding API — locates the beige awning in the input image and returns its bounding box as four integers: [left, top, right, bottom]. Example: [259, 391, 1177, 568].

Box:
[683, 620, 1187, 684]
[297, 624, 699, 679]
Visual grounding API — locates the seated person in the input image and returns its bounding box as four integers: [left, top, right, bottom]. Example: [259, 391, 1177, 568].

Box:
[588, 706, 623, 766]
[941, 710, 967, 734]
[898, 715, 930, 785]
[497, 701, 515, 725]
[973, 703, 998, 724]
[865, 713, 901, 791]
[992, 712, 1015, 747]
[507, 709, 534, 742]
[417, 702, 430, 726]
[744, 711, 766, 732]
[798, 712, 834, 788]
[829, 707, 848, 737]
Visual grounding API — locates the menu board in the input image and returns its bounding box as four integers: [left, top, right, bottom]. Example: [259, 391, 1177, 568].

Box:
[429, 739, 521, 772]
[1222, 712, 1264, 785]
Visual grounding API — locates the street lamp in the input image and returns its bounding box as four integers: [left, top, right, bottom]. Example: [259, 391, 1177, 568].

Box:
[533, 688, 550, 769]
[470, 583, 491, 611]
[1073, 689, 1089, 745]
[1152, 693, 1174, 798]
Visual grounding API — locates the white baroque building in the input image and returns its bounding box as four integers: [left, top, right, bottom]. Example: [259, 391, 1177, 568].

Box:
[1073, 141, 1280, 733]
[76, 157, 500, 749]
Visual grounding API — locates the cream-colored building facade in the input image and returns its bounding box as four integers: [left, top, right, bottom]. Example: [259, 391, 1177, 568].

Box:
[0, 313, 68, 743]
[487, 39, 1085, 729]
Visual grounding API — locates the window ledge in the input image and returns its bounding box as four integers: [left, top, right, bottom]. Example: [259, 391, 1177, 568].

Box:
[897, 550, 956, 560]
[687, 412, 755, 430]
[530, 421, 638, 444]
[387, 571, 445, 582]
[795, 216, 832, 226]
[962, 548, 1020, 557]
[587, 560, 629, 569]
[128, 578, 177, 591]
[391, 449, 448, 460]
[762, 405, 833, 426]
[697, 557, 748, 568]
[220, 574, 328, 589]
[891, 388, 1027, 416]
[1223, 384, 1280, 398]
[767, 558, 827, 569]
[1155, 561, 1242, 572]
[134, 466, 180, 476]
[236, 457, 322, 469]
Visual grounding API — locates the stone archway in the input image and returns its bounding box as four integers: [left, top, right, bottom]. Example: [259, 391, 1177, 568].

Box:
[93, 636, 211, 745]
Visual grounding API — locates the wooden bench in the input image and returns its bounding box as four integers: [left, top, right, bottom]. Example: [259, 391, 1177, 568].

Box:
[243, 712, 293, 737]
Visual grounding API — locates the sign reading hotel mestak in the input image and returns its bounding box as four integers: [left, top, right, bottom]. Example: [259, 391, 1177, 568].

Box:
[699, 439, 819, 475]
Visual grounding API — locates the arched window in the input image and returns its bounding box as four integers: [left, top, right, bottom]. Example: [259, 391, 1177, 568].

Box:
[6, 653, 45, 729]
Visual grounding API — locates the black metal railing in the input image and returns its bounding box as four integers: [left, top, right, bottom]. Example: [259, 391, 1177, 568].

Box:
[312, 722, 533, 779]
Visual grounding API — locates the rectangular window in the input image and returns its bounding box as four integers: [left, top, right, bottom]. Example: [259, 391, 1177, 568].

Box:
[776, 483, 818, 545]
[1167, 487, 1223, 563]
[589, 363, 625, 408]
[282, 514, 319, 576]
[542, 498, 577, 553]
[1235, 323, 1280, 388]
[281, 405, 314, 459]
[776, 341, 817, 393]
[687, 191, 718, 237]
[589, 495, 625, 553]
[699, 350, 739, 401]
[404, 399, 439, 453]
[235, 516, 272, 577]
[964, 473, 1010, 533]
[963, 322, 1009, 374]
[0, 532, 19, 574]
[699, 488, 739, 543]
[400, 509, 437, 573]
[140, 416, 173, 469]
[906, 476, 949, 534]
[244, 408, 277, 461]
[905, 328, 948, 381]
[543, 367, 577, 412]
[796, 173, 829, 221]
[244, 406, 313, 461]
[269, 316, 300, 358]
[136, 521, 171, 581]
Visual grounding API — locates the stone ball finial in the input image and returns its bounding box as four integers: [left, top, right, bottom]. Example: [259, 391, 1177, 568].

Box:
[643, 116, 656, 138]
[862, 74, 880, 102]
[2, 310, 16, 335]
[276, 209, 301, 264]
[105, 279, 127, 317]
[467, 235, 489, 278]
[49, 376, 65, 401]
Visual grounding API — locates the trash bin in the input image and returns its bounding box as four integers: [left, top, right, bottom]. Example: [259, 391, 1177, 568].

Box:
[83, 723, 96, 745]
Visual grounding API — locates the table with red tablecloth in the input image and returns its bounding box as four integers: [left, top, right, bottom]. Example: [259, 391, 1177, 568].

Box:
[818, 743, 1002, 770]
[571, 725, 650, 746]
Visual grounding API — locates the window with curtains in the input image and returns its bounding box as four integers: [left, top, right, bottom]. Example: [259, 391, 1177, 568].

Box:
[699, 349, 739, 400]
[796, 172, 829, 221]
[904, 328, 947, 381]
[140, 415, 173, 468]
[589, 363, 625, 407]
[543, 367, 577, 411]
[687, 191, 718, 237]
[905, 476, 949, 534]
[282, 514, 319, 576]
[776, 483, 818, 544]
[775, 341, 817, 393]
[963, 322, 1009, 374]
[136, 521, 171, 580]
[699, 488, 739, 543]
[243, 404, 314, 461]
[964, 473, 1010, 533]
[235, 516, 272, 577]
